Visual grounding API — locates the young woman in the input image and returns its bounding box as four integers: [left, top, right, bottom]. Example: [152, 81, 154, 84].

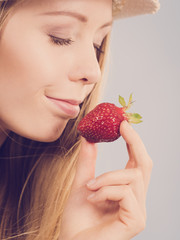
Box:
[0, 0, 160, 239]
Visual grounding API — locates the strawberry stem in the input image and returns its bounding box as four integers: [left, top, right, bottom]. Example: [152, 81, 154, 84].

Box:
[119, 94, 143, 124]
[126, 113, 143, 124]
[126, 93, 134, 110]
[119, 96, 126, 107]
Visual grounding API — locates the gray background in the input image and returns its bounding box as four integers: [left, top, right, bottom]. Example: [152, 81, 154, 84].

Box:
[96, 0, 180, 239]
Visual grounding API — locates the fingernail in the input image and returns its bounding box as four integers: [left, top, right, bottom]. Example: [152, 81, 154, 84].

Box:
[87, 193, 95, 200]
[87, 179, 96, 187]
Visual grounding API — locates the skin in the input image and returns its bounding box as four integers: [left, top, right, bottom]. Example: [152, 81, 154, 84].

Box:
[0, 0, 112, 143]
[60, 122, 153, 240]
[0, 0, 153, 239]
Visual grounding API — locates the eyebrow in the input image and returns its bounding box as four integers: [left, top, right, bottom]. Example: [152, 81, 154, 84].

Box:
[39, 11, 113, 29]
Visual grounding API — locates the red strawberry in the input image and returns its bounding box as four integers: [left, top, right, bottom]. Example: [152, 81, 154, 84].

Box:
[77, 94, 142, 143]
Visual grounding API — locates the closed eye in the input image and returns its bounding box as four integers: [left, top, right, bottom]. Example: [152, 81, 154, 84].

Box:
[48, 34, 74, 46]
[94, 43, 104, 53]
[48, 34, 105, 61]
[94, 40, 105, 61]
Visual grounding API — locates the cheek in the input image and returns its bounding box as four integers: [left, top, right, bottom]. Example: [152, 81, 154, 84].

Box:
[0, 12, 65, 94]
[0, 23, 68, 142]
[0, 33, 54, 93]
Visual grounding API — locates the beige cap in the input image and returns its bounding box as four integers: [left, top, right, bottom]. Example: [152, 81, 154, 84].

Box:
[0, 0, 160, 18]
[113, 0, 160, 19]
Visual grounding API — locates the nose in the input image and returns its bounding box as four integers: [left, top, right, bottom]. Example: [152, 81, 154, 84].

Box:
[68, 44, 102, 84]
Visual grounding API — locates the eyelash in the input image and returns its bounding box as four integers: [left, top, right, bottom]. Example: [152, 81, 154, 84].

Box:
[94, 43, 104, 60]
[48, 34, 74, 46]
[48, 34, 104, 59]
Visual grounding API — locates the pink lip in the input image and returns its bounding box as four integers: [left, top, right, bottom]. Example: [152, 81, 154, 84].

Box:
[47, 97, 81, 117]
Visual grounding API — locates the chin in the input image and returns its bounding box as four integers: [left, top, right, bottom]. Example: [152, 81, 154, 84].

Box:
[32, 128, 64, 143]
[15, 124, 66, 143]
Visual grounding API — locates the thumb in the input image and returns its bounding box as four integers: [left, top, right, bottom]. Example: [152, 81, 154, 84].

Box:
[72, 137, 97, 189]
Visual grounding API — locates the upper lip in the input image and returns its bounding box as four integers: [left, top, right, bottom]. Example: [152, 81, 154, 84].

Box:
[46, 96, 83, 105]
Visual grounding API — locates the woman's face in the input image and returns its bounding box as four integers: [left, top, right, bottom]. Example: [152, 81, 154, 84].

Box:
[0, 0, 112, 142]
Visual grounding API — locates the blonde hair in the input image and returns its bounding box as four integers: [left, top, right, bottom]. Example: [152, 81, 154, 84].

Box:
[0, 1, 110, 239]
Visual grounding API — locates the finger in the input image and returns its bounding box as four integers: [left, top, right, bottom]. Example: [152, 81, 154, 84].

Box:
[120, 121, 150, 167]
[125, 143, 136, 169]
[72, 137, 97, 189]
[87, 168, 146, 214]
[87, 185, 138, 213]
[87, 168, 142, 190]
[87, 185, 146, 236]
[120, 121, 153, 188]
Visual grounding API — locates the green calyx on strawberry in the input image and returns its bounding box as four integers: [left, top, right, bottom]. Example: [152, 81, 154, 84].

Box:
[77, 94, 142, 143]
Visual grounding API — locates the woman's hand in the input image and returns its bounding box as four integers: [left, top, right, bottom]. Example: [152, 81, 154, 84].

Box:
[59, 121, 153, 240]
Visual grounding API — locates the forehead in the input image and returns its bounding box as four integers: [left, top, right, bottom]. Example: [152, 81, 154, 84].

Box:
[19, 0, 113, 23]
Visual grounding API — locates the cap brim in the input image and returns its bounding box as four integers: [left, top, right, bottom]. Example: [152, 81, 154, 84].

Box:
[113, 0, 160, 19]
